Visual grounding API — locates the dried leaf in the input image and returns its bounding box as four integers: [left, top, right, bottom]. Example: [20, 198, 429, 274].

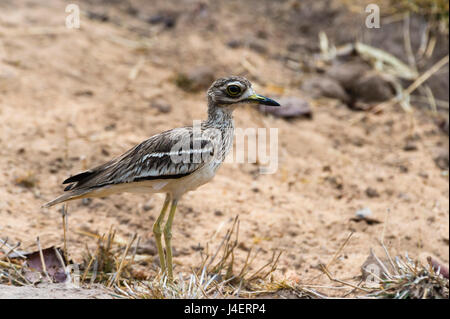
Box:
[25, 247, 67, 283]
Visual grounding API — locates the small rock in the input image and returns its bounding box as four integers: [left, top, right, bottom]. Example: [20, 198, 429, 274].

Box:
[286, 39, 311, 53]
[119, 217, 130, 224]
[399, 165, 409, 173]
[146, 11, 177, 29]
[325, 175, 343, 190]
[15, 172, 37, 188]
[136, 239, 157, 255]
[322, 165, 332, 172]
[105, 123, 116, 131]
[427, 216, 436, 223]
[256, 29, 268, 39]
[352, 137, 365, 147]
[348, 72, 394, 103]
[437, 117, 449, 135]
[259, 96, 312, 119]
[226, 37, 267, 54]
[403, 141, 418, 151]
[74, 90, 94, 97]
[101, 148, 110, 156]
[191, 244, 204, 252]
[238, 242, 250, 251]
[355, 207, 373, 219]
[172, 247, 189, 257]
[143, 201, 154, 212]
[434, 151, 449, 170]
[247, 37, 267, 54]
[87, 11, 109, 22]
[48, 157, 64, 174]
[365, 187, 380, 198]
[326, 61, 371, 89]
[150, 100, 172, 114]
[125, 5, 138, 16]
[352, 207, 381, 225]
[361, 250, 394, 281]
[226, 39, 242, 49]
[82, 198, 92, 206]
[302, 76, 350, 103]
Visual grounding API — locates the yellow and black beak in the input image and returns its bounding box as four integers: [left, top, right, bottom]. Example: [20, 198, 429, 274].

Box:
[245, 94, 280, 106]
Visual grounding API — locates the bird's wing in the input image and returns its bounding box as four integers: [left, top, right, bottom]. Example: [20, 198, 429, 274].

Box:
[63, 127, 215, 191]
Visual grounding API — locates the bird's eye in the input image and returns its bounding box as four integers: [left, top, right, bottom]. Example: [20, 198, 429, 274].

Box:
[226, 85, 242, 96]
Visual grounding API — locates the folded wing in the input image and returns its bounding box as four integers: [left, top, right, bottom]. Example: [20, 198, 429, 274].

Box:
[43, 127, 215, 207]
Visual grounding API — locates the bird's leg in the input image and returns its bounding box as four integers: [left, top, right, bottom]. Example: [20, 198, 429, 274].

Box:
[163, 198, 178, 281]
[152, 194, 171, 274]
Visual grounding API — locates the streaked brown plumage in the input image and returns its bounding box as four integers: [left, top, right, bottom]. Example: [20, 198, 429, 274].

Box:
[44, 76, 280, 280]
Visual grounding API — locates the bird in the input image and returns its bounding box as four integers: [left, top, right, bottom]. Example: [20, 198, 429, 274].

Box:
[43, 76, 280, 280]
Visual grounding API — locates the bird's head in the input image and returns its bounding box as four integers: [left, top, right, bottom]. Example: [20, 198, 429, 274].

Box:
[207, 76, 280, 109]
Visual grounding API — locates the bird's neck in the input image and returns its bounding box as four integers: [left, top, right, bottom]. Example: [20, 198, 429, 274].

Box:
[205, 99, 235, 129]
[204, 99, 235, 166]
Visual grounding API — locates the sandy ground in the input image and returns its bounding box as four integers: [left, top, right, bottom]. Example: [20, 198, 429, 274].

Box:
[0, 0, 448, 297]
[0, 283, 112, 299]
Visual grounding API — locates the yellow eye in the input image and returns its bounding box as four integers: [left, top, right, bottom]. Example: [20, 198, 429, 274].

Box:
[226, 85, 242, 96]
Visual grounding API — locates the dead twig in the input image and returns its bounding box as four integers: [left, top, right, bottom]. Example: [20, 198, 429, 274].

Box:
[110, 233, 137, 287]
[351, 54, 449, 124]
[320, 264, 370, 293]
[61, 204, 69, 264]
[326, 232, 354, 269]
[36, 237, 52, 282]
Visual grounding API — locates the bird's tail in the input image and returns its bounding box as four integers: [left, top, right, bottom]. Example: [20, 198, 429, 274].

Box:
[42, 189, 90, 208]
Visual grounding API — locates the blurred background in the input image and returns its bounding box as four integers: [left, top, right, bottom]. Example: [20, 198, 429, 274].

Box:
[0, 0, 448, 298]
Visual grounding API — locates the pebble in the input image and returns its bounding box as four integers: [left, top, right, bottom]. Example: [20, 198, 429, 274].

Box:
[365, 187, 380, 198]
[151, 100, 172, 114]
[355, 207, 372, 219]
[403, 142, 418, 151]
[302, 76, 350, 103]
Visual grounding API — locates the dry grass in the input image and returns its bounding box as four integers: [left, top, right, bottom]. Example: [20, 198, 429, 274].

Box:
[0, 215, 293, 299]
[392, 0, 449, 32]
[316, 238, 449, 299]
[109, 216, 289, 299]
[2, 220, 448, 299]
[0, 238, 31, 286]
[363, 251, 449, 299]
[79, 228, 138, 287]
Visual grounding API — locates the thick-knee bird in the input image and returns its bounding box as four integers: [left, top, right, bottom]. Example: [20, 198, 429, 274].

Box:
[44, 76, 280, 280]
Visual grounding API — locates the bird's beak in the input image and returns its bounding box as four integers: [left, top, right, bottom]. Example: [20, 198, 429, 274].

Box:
[245, 94, 280, 106]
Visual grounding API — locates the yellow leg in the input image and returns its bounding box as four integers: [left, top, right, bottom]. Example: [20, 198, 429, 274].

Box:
[163, 199, 178, 281]
[152, 194, 171, 274]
